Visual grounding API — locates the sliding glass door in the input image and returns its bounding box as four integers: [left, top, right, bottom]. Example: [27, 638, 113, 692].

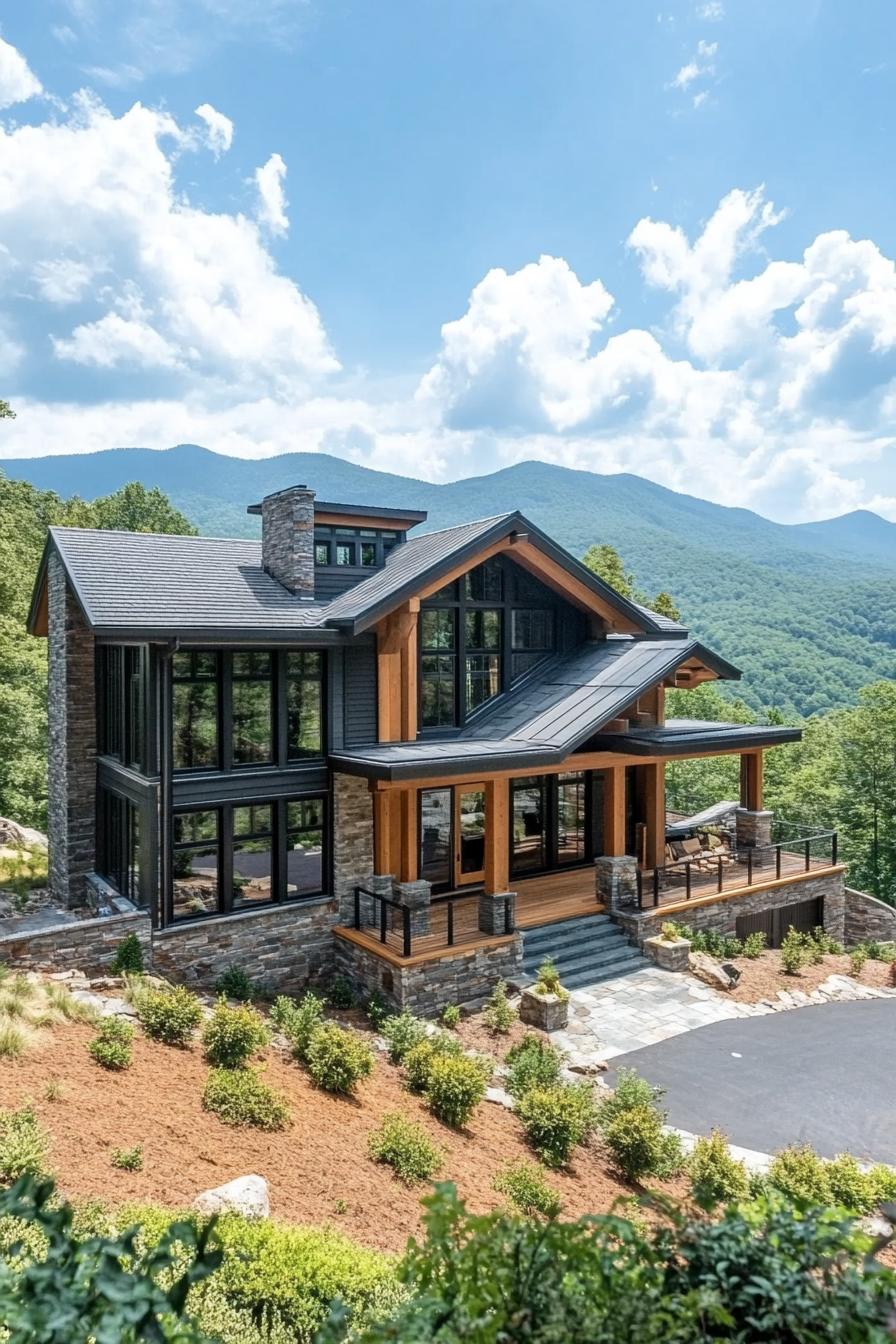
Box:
[511, 771, 603, 879]
[419, 784, 487, 891]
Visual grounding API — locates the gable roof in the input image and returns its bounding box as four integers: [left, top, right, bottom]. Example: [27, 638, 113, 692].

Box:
[330, 635, 739, 780]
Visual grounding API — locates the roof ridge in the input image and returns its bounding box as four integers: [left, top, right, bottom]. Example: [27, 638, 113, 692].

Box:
[406, 512, 515, 541]
[51, 526, 260, 545]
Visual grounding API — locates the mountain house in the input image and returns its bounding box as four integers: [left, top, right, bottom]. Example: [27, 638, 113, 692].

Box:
[26, 484, 848, 1009]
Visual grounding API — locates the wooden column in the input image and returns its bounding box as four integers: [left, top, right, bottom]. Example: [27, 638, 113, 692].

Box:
[398, 788, 418, 883]
[644, 761, 666, 870]
[372, 786, 401, 877]
[603, 766, 627, 856]
[376, 600, 418, 743]
[740, 750, 764, 811]
[484, 777, 509, 894]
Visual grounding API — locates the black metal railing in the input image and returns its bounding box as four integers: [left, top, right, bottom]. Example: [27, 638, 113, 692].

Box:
[354, 885, 412, 957]
[636, 830, 838, 910]
[352, 885, 515, 959]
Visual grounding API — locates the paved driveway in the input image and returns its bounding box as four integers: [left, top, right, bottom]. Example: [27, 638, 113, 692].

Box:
[606, 999, 896, 1163]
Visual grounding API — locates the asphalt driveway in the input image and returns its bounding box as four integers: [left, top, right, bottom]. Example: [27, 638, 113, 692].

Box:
[606, 998, 896, 1163]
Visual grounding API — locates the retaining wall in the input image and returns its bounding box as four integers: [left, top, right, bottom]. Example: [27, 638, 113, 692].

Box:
[844, 887, 896, 946]
[334, 931, 524, 1014]
[0, 911, 151, 975]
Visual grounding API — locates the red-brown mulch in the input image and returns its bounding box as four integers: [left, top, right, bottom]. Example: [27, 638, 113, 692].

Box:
[719, 952, 894, 1004]
[0, 1021, 653, 1253]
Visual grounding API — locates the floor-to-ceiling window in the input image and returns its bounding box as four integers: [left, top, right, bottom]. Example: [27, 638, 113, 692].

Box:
[511, 771, 604, 879]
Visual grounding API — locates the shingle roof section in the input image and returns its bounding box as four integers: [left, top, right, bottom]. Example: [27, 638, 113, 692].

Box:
[49, 528, 324, 634]
[631, 600, 687, 635]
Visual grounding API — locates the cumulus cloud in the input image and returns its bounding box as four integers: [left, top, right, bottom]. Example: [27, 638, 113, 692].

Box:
[254, 152, 288, 235]
[670, 38, 718, 101]
[0, 35, 43, 109]
[194, 102, 233, 156]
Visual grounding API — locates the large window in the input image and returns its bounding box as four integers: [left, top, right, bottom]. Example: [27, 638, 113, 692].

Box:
[511, 771, 604, 878]
[97, 645, 148, 772]
[169, 796, 327, 923]
[419, 557, 561, 729]
[96, 786, 144, 907]
[172, 649, 325, 774]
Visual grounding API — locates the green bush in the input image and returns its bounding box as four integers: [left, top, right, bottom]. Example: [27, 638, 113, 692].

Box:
[850, 946, 868, 977]
[533, 957, 568, 1000]
[423, 1052, 489, 1128]
[441, 1003, 461, 1029]
[603, 1104, 682, 1183]
[202, 1067, 291, 1130]
[304, 1024, 374, 1095]
[381, 1009, 427, 1064]
[327, 975, 356, 1010]
[111, 933, 144, 975]
[493, 1159, 562, 1219]
[202, 997, 270, 1069]
[826, 1153, 877, 1215]
[367, 1112, 443, 1185]
[271, 990, 325, 1062]
[742, 931, 766, 959]
[214, 965, 259, 1002]
[0, 1107, 50, 1185]
[869, 1163, 896, 1203]
[111, 1145, 144, 1172]
[687, 1129, 749, 1206]
[483, 980, 516, 1034]
[688, 929, 743, 959]
[364, 989, 391, 1030]
[516, 1083, 598, 1169]
[504, 1034, 562, 1099]
[88, 1017, 135, 1071]
[595, 1067, 664, 1129]
[768, 1144, 831, 1204]
[136, 984, 203, 1047]
[403, 1034, 462, 1094]
[780, 926, 807, 975]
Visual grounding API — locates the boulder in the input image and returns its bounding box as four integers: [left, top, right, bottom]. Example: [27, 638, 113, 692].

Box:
[194, 1174, 270, 1220]
[689, 951, 737, 991]
[0, 817, 48, 850]
[484, 1086, 514, 1109]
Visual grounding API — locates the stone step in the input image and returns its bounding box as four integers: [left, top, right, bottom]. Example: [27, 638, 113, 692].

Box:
[522, 939, 641, 979]
[562, 954, 648, 989]
[521, 920, 622, 959]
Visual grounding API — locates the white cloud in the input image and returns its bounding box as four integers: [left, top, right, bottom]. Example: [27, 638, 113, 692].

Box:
[194, 102, 233, 156]
[697, 2, 724, 19]
[254, 152, 288, 235]
[0, 36, 43, 109]
[53, 312, 183, 369]
[670, 38, 718, 98]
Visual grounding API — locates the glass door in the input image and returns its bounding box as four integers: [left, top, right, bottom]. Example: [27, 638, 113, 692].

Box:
[455, 785, 486, 885]
[511, 776, 547, 875]
[556, 772, 586, 866]
[419, 788, 453, 891]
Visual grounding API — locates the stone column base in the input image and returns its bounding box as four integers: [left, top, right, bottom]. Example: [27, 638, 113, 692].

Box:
[595, 855, 639, 912]
[736, 809, 774, 865]
[360, 872, 394, 927]
[392, 878, 432, 937]
[478, 891, 516, 935]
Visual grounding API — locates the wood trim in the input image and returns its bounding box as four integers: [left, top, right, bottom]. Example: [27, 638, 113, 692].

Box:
[484, 777, 509, 894]
[314, 511, 420, 530]
[639, 865, 846, 921]
[332, 922, 516, 967]
[508, 539, 642, 632]
[416, 538, 515, 600]
[604, 765, 627, 856]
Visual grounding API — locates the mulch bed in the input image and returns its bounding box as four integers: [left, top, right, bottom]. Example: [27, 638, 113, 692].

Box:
[719, 951, 893, 1004]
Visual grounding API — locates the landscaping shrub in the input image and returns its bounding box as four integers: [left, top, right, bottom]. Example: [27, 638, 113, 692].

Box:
[136, 984, 202, 1047]
[483, 980, 516, 1033]
[0, 1107, 50, 1185]
[811, 925, 844, 956]
[111, 933, 144, 975]
[202, 997, 270, 1069]
[381, 1009, 427, 1064]
[0, 1022, 25, 1059]
[441, 1003, 461, 1029]
[516, 1083, 598, 1169]
[202, 1067, 290, 1130]
[504, 1033, 562, 1099]
[595, 1067, 663, 1129]
[688, 929, 743, 959]
[603, 1104, 682, 1183]
[88, 1017, 135, 1071]
[826, 1153, 877, 1215]
[215, 964, 259, 1002]
[111, 1145, 144, 1172]
[271, 990, 325, 1062]
[304, 1023, 374, 1095]
[364, 988, 391, 1030]
[423, 1052, 489, 1128]
[869, 1163, 896, 1203]
[493, 1159, 563, 1219]
[367, 1112, 443, 1185]
[742, 931, 766, 959]
[327, 974, 356, 1010]
[780, 926, 807, 975]
[850, 946, 868, 978]
[403, 1034, 462, 1094]
[533, 957, 568, 999]
[687, 1129, 749, 1206]
[768, 1144, 831, 1204]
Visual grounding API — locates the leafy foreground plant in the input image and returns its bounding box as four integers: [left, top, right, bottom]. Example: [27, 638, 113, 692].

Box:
[0, 1105, 50, 1185]
[135, 985, 203, 1048]
[201, 997, 269, 1069]
[368, 1113, 443, 1186]
[321, 1182, 896, 1344]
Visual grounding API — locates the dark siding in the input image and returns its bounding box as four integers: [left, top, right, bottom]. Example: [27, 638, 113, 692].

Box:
[343, 639, 378, 746]
[315, 567, 374, 600]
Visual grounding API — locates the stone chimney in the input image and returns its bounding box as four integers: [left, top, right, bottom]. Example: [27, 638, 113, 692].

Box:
[259, 485, 316, 600]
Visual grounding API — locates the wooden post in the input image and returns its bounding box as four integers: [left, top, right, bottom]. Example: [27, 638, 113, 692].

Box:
[376, 601, 418, 743]
[372, 786, 401, 877]
[739, 751, 764, 811]
[398, 788, 418, 883]
[483, 777, 509, 894]
[603, 766, 627, 856]
[644, 761, 666, 870]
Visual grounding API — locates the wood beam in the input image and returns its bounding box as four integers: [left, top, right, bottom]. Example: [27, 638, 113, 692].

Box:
[484, 777, 509, 894]
[372, 787, 401, 876]
[644, 761, 666, 869]
[603, 765, 627, 856]
[740, 750, 764, 811]
[508, 539, 642, 632]
[398, 788, 418, 883]
[375, 601, 418, 742]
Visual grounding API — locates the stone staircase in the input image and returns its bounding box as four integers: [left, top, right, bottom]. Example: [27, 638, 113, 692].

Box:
[521, 912, 645, 991]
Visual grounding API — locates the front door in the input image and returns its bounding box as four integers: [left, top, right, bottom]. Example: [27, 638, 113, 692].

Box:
[419, 784, 486, 891]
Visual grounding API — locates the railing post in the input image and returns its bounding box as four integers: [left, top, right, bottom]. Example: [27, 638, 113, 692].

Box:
[652, 867, 660, 908]
[832, 832, 838, 866]
[804, 839, 811, 872]
[747, 848, 753, 886]
[636, 868, 643, 909]
[447, 901, 454, 947]
[379, 898, 387, 944]
[353, 886, 361, 929]
[403, 906, 411, 959]
[685, 862, 691, 902]
[717, 856, 723, 893]
[776, 845, 782, 880]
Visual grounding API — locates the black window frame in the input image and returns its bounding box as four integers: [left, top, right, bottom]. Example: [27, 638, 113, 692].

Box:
[285, 651, 325, 762]
[96, 644, 150, 774]
[230, 651, 274, 769]
[172, 650, 222, 773]
[313, 526, 404, 569]
[509, 770, 604, 880]
[96, 785, 145, 907]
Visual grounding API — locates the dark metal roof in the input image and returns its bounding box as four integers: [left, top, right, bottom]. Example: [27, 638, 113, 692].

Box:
[329, 638, 741, 780]
[246, 497, 428, 524]
[631, 601, 687, 635]
[588, 718, 802, 756]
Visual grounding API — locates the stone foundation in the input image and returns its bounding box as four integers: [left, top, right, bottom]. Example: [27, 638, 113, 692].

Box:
[594, 855, 638, 912]
[153, 898, 338, 996]
[334, 932, 524, 1015]
[478, 890, 516, 935]
[332, 772, 375, 920]
[0, 910, 151, 976]
[844, 888, 896, 946]
[615, 870, 847, 947]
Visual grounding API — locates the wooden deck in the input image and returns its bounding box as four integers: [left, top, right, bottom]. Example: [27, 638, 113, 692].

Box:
[514, 869, 604, 927]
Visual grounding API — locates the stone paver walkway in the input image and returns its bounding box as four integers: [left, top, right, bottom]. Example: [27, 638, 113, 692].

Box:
[552, 964, 896, 1070]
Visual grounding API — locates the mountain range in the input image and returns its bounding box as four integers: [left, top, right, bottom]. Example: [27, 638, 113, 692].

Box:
[3, 445, 894, 718]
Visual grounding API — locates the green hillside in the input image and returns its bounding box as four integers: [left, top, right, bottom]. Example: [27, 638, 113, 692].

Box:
[3, 446, 894, 717]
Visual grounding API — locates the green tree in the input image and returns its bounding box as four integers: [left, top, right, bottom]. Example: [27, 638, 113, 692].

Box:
[91, 482, 199, 536]
[0, 400, 14, 419]
[581, 543, 682, 623]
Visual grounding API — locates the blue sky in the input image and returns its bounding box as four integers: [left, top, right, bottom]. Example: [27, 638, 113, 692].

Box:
[1, 1, 895, 522]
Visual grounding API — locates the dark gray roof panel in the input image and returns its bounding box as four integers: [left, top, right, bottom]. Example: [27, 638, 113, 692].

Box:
[590, 719, 802, 756]
[49, 528, 324, 635]
[631, 600, 687, 635]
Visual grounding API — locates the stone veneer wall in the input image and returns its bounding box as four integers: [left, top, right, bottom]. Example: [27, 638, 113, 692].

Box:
[260, 486, 315, 598]
[47, 553, 96, 909]
[152, 897, 339, 996]
[844, 888, 896, 945]
[334, 933, 524, 1015]
[332, 772, 375, 921]
[0, 911, 151, 976]
[615, 870, 846, 946]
